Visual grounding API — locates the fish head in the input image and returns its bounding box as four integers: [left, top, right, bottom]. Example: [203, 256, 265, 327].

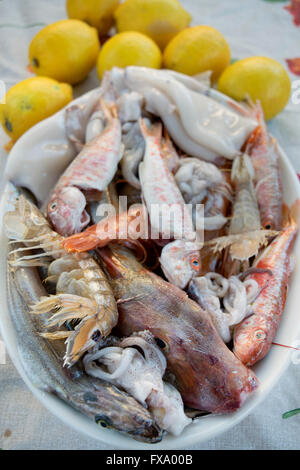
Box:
[160, 240, 201, 289]
[86, 385, 163, 443]
[233, 318, 268, 367]
[47, 187, 90, 236]
[151, 320, 258, 413]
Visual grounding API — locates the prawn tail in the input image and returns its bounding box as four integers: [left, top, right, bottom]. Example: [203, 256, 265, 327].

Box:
[31, 294, 97, 327]
[33, 294, 118, 367]
[64, 305, 118, 367]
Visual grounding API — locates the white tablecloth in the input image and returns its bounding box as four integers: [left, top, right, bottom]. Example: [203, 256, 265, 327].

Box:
[1, 0, 300, 450]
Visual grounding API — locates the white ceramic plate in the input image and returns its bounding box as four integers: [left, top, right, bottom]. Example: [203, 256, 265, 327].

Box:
[0, 88, 300, 450]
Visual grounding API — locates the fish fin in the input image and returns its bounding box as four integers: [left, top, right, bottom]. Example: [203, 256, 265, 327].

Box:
[139, 118, 162, 141]
[117, 294, 146, 304]
[287, 255, 296, 279]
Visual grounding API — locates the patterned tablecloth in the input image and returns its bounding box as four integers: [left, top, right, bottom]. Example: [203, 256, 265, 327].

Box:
[0, 0, 300, 450]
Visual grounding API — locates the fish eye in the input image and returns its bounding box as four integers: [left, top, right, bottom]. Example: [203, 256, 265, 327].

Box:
[50, 202, 57, 211]
[190, 256, 200, 271]
[95, 415, 113, 429]
[91, 329, 101, 342]
[254, 329, 266, 341]
[264, 222, 272, 230]
[155, 337, 169, 352]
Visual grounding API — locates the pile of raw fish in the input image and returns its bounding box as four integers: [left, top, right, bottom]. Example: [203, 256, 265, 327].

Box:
[3, 66, 299, 443]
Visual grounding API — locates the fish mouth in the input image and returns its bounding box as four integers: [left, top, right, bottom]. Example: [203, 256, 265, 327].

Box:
[127, 421, 164, 443]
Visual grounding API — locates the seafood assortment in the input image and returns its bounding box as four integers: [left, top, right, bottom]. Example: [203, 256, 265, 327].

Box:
[96, 244, 259, 413]
[4, 193, 119, 367]
[7, 247, 162, 443]
[2, 66, 299, 442]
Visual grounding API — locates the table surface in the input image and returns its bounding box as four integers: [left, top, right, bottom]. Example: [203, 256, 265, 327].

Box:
[1, 0, 300, 450]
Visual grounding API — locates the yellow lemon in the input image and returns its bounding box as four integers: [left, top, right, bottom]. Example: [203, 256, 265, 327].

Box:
[218, 56, 291, 120]
[0, 77, 72, 141]
[114, 0, 191, 50]
[97, 31, 162, 79]
[29, 19, 100, 85]
[163, 25, 231, 83]
[66, 0, 120, 36]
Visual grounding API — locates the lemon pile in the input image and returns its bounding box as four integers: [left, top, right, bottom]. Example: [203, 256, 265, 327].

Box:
[0, 0, 292, 145]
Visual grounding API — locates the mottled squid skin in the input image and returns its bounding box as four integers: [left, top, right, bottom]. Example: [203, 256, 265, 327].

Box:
[97, 245, 258, 414]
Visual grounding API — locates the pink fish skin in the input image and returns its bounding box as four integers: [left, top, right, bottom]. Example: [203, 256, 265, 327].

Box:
[97, 245, 258, 414]
[47, 101, 122, 236]
[234, 203, 299, 366]
[246, 103, 283, 231]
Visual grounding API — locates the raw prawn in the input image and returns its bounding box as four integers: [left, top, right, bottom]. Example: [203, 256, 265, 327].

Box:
[4, 192, 118, 367]
[207, 153, 277, 275]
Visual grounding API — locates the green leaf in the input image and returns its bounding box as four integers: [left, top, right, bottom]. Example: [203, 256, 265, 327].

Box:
[282, 408, 300, 419]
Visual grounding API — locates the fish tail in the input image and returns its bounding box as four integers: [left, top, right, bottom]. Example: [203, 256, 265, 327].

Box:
[244, 100, 268, 151]
[100, 98, 118, 121]
[231, 153, 255, 183]
[283, 199, 300, 228]
[139, 118, 162, 141]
